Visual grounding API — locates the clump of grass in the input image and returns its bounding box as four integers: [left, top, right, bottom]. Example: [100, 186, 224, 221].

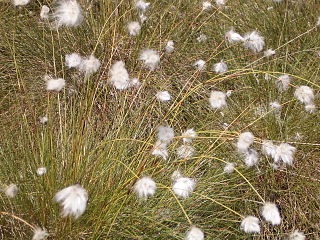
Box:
[1, 0, 320, 239]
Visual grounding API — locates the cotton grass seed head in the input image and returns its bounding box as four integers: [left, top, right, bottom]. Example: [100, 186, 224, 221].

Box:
[156, 91, 171, 102]
[133, 177, 156, 199]
[152, 140, 168, 160]
[54, 184, 88, 219]
[276, 74, 291, 91]
[261, 202, 281, 225]
[185, 226, 204, 240]
[157, 126, 174, 143]
[127, 21, 141, 36]
[172, 177, 196, 199]
[274, 143, 296, 166]
[197, 34, 207, 43]
[46, 77, 65, 92]
[165, 40, 175, 53]
[288, 230, 305, 240]
[243, 31, 265, 53]
[32, 227, 49, 240]
[224, 162, 235, 174]
[193, 59, 206, 70]
[3, 184, 18, 198]
[244, 149, 259, 167]
[53, 0, 83, 28]
[135, 0, 150, 12]
[78, 55, 101, 75]
[65, 53, 82, 68]
[225, 29, 244, 43]
[40, 5, 50, 19]
[37, 167, 47, 176]
[109, 61, 131, 90]
[237, 132, 254, 153]
[202, 1, 212, 11]
[39, 116, 48, 124]
[182, 129, 197, 143]
[262, 140, 277, 158]
[176, 145, 195, 159]
[209, 90, 227, 109]
[240, 216, 261, 234]
[213, 60, 228, 74]
[294, 86, 314, 105]
[264, 49, 276, 57]
[139, 49, 160, 71]
[12, 0, 30, 6]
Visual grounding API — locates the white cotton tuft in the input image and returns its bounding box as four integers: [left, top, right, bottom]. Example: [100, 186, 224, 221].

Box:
[213, 60, 228, 74]
[240, 216, 261, 234]
[294, 86, 314, 104]
[139, 49, 160, 71]
[244, 149, 259, 167]
[165, 40, 175, 53]
[3, 184, 18, 198]
[215, 0, 226, 7]
[237, 132, 254, 153]
[157, 126, 174, 144]
[78, 55, 101, 75]
[37, 167, 47, 176]
[202, 1, 212, 11]
[46, 77, 65, 92]
[261, 202, 281, 226]
[182, 129, 197, 143]
[185, 226, 204, 240]
[276, 74, 291, 91]
[53, 0, 83, 28]
[40, 5, 50, 19]
[289, 230, 306, 240]
[139, 13, 147, 23]
[12, 0, 30, 6]
[172, 177, 196, 198]
[152, 140, 168, 160]
[197, 34, 207, 43]
[209, 91, 227, 109]
[171, 170, 182, 181]
[224, 162, 235, 174]
[317, 16, 320, 26]
[305, 103, 316, 113]
[130, 78, 140, 87]
[193, 60, 206, 70]
[32, 227, 49, 240]
[264, 49, 276, 57]
[269, 101, 282, 110]
[176, 145, 195, 159]
[135, 0, 150, 12]
[54, 184, 88, 219]
[39, 116, 48, 124]
[225, 29, 244, 43]
[156, 91, 171, 102]
[127, 21, 141, 36]
[133, 177, 156, 199]
[274, 143, 296, 166]
[109, 61, 131, 90]
[243, 31, 265, 53]
[65, 53, 82, 68]
[262, 140, 277, 158]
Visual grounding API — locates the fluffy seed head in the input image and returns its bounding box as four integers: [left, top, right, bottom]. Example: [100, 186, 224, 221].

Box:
[244, 149, 259, 167]
[294, 86, 314, 104]
[127, 21, 141, 36]
[109, 61, 131, 90]
[289, 230, 305, 240]
[139, 49, 160, 71]
[193, 60, 206, 70]
[185, 226, 204, 240]
[305, 103, 316, 113]
[40, 5, 50, 19]
[32, 227, 49, 240]
[53, 0, 83, 28]
[225, 29, 244, 43]
[240, 216, 261, 233]
[39, 116, 48, 124]
[216, 0, 226, 7]
[269, 101, 281, 110]
[78, 55, 101, 75]
[202, 1, 212, 11]
[274, 143, 296, 165]
[157, 126, 174, 143]
[213, 60, 228, 74]
[276, 74, 291, 91]
[3, 184, 18, 198]
[37, 167, 47, 176]
[46, 77, 65, 92]
[156, 91, 171, 102]
[172, 177, 196, 198]
[65, 53, 82, 68]
[261, 202, 281, 225]
[262, 140, 276, 158]
[135, 0, 150, 12]
[152, 140, 168, 160]
[237, 132, 254, 153]
[209, 91, 227, 109]
[224, 162, 235, 174]
[12, 0, 30, 6]
[54, 184, 88, 219]
[133, 177, 156, 199]
[197, 34, 207, 43]
[243, 31, 265, 53]
[264, 49, 276, 57]
[165, 40, 175, 53]
[176, 145, 195, 159]
[182, 129, 197, 143]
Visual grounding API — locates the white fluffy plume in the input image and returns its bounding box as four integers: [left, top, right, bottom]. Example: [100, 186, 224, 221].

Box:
[3, 184, 18, 198]
[53, 0, 83, 28]
[244, 149, 259, 167]
[289, 230, 305, 240]
[209, 90, 227, 109]
[215, 0, 226, 7]
[240, 216, 261, 233]
[12, 0, 30, 6]
[237, 132, 254, 153]
[54, 184, 88, 219]
[139, 49, 160, 71]
[261, 202, 281, 225]
[294, 86, 314, 105]
[172, 176, 196, 198]
[156, 91, 171, 102]
[243, 31, 265, 53]
[152, 140, 169, 160]
[40, 5, 50, 19]
[65, 53, 82, 68]
[133, 177, 156, 199]
[176, 145, 195, 159]
[165, 40, 175, 53]
[127, 21, 141, 36]
[193, 60, 206, 70]
[264, 49, 276, 57]
[157, 126, 174, 144]
[37, 167, 47, 176]
[185, 226, 204, 240]
[202, 1, 212, 11]
[213, 60, 228, 74]
[276, 74, 291, 91]
[274, 143, 296, 166]
[224, 162, 235, 174]
[109, 61, 131, 90]
[182, 129, 197, 143]
[46, 76, 65, 92]
[262, 140, 277, 158]
[78, 55, 101, 75]
[32, 227, 49, 240]
[135, 0, 150, 12]
[225, 29, 244, 43]
[197, 34, 207, 43]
